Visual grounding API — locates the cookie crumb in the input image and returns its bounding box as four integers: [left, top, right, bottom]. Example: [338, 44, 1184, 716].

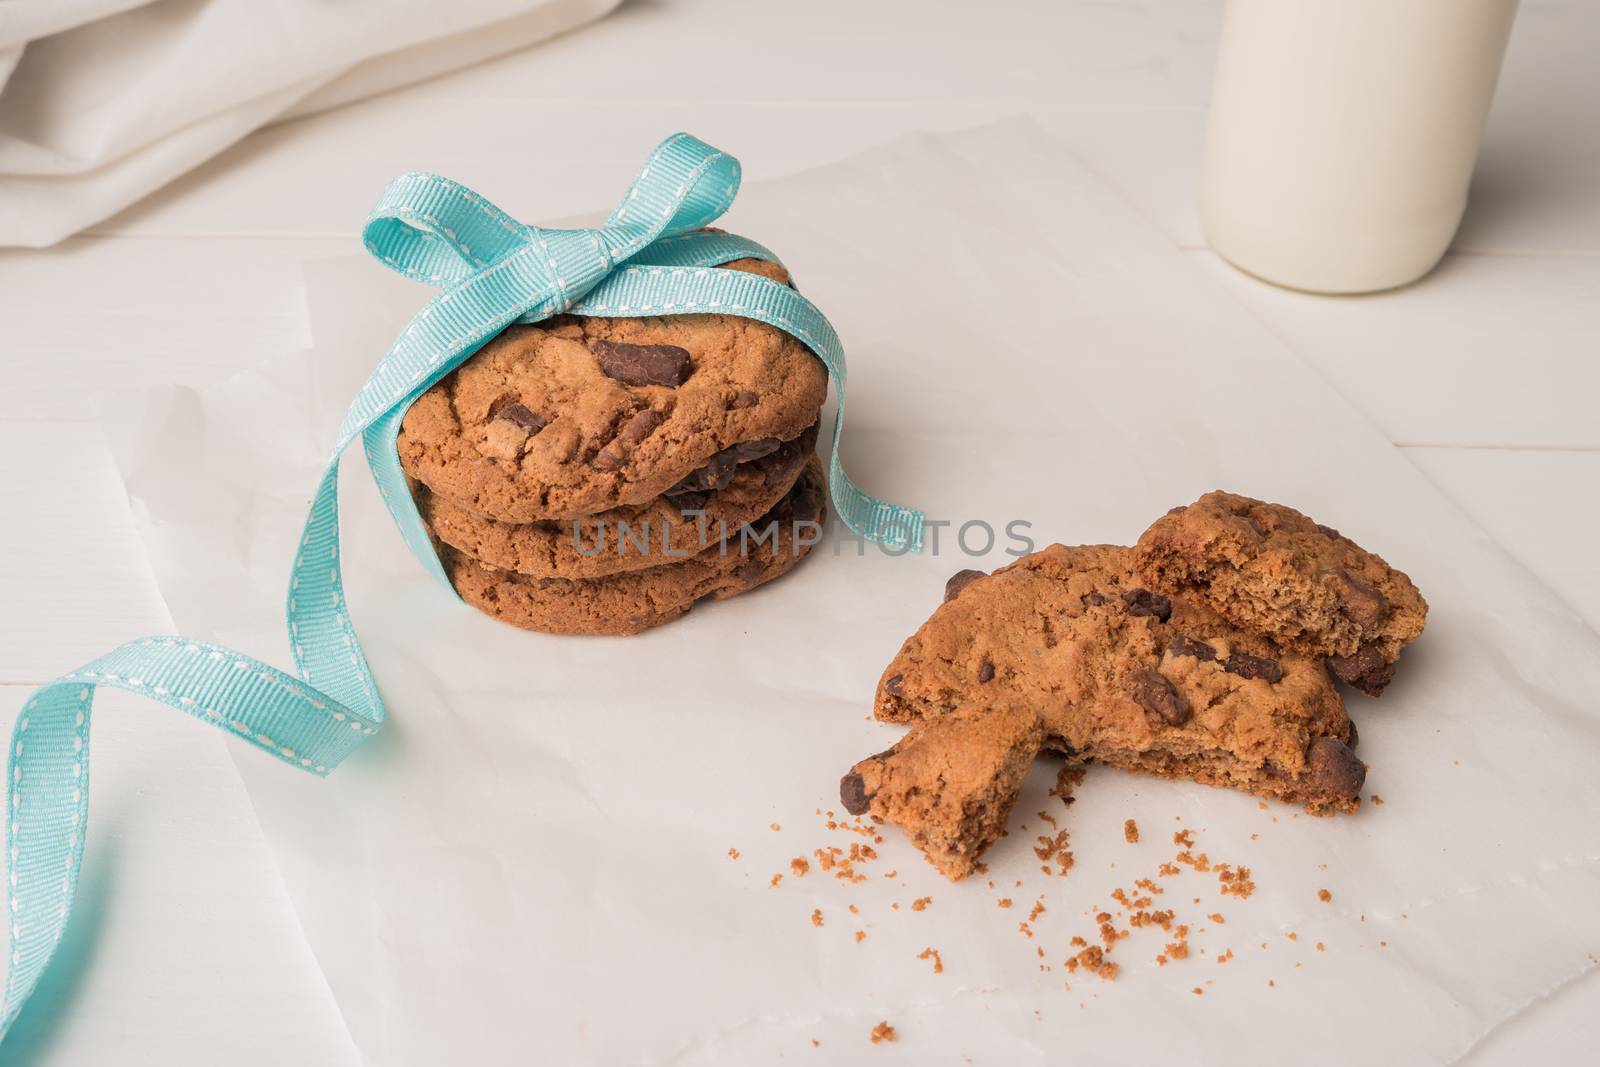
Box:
[1217, 865, 1255, 899]
[911, 896, 932, 912]
[997, 898, 1013, 909]
[1318, 888, 1332, 902]
[1065, 945, 1119, 980]
[811, 908, 824, 927]
[917, 947, 944, 974]
[1033, 828, 1074, 875]
[1370, 794, 1384, 805]
[791, 857, 810, 877]
[770, 823, 782, 832]
[1191, 987, 1204, 996]
[1123, 819, 1139, 844]
[870, 1021, 896, 1044]
[1208, 913, 1225, 924]
[811, 1038, 820, 1048]
[1316, 941, 1325, 952]
[855, 930, 867, 943]
[1051, 766, 1086, 807]
[769, 874, 783, 888]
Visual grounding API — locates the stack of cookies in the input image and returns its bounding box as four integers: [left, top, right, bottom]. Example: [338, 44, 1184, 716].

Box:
[841, 491, 1428, 879]
[397, 259, 830, 636]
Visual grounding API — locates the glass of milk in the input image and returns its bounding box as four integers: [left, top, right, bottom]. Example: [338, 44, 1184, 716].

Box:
[1200, 0, 1519, 294]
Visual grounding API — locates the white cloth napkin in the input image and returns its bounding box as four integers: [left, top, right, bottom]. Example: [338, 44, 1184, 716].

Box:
[0, 0, 619, 247]
[108, 122, 1600, 1065]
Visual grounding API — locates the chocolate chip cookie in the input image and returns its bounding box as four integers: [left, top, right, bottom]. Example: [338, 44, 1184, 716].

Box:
[397, 258, 828, 522]
[440, 457, 827, 636]
[1134, 491, 1427, 695]
[418, 424, 816, 580]
[842, 544, 1359, 879]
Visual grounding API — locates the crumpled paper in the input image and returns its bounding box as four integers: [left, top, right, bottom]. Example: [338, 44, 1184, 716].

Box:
[107, 122, 1600, 1065]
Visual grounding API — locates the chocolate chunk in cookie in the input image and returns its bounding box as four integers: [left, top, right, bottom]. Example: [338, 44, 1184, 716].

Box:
[667, 450, 739, 496]
[945, 569, 987, 602]
[1323, 568, 1387, 627]
[1128, 668, 1191, 727]
[592, 409, 666, 471]
[839, 771, 871, 816]
[1327, 643, 1396, 697]
[1122, 588, 1172, 621]
[592, 340, 693, 387]
[1221, 651, 1284, 683]
[1134, 491, 1426, 696]
[731, 438, 781, 462]
[496, 401, 547, 434]
[1307, 737, 1365, 796]
[1166, 634, 1217, 662]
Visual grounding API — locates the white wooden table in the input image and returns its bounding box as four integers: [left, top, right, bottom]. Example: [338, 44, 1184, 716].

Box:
[0, 1, 1594, 1062]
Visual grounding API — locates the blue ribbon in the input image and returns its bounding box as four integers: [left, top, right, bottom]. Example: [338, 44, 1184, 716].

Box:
[1, 133, 922, 1036]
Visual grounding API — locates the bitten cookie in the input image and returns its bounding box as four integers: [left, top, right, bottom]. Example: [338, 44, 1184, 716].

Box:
[440, 457, 826, 636]
[842, 544, 1360, 879]
[418, 424, 817, 580]
[1134, 491, 1427, 695]
[397, 257, 828, 522]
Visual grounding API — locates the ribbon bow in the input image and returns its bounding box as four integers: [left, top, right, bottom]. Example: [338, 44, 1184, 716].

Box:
[1, 134, 920, 1036]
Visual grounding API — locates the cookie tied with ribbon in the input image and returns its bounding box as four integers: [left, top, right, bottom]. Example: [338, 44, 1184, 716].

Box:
[0, 134, 922, 1035]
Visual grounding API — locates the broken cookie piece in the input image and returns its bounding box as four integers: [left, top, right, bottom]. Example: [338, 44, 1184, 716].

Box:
[841, 705, 1044, 880]
[1134, 491, 1427, 696]
[849, 544, 1360, 879]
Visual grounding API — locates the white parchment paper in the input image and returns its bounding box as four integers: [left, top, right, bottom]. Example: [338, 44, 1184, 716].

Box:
[109, 123, 1600, 1065]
